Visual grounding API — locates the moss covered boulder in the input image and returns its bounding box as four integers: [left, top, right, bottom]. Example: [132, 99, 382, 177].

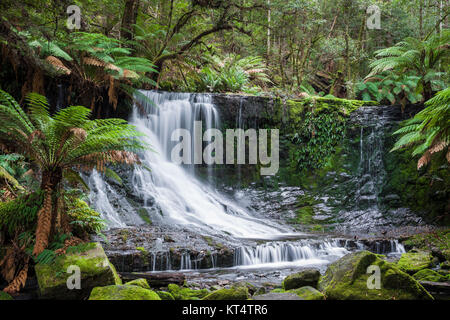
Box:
[412, 269, 447, 282]
[89, 285, 161, 300]
[157, 290, 175, 300]
[202, 286, 250, 300]
[35, 242, 121, 299]
[0, 291, 13, 300]
[288, 286, 325, 300]
[318, 251, 433, 300]
[282, 269, 321, 290]
[397, 251, 433, 274]
[125, 278, 150, 289]
[168, 284, 209, 300]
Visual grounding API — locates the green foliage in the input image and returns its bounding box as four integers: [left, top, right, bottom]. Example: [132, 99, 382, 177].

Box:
[0, 191, 43, 236]
[196, 53, 270, 93]
[66, 197, 106, 236]
[391, 88, 450, 169]
[356, 74, 423, 107]
[288, 111, 347, 172]
[0, 89, 146, 174]
[367, 31, 450, 99]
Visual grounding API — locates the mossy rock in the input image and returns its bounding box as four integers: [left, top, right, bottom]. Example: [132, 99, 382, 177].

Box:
[412, 269, 447, 282]
[397, 251, 433, 274]
[125, 278, 150, 289]
[157, 291, 175, 300]
[168, 284, 209, 300]
[288, 286, 325, 300]
[282, 269, 320, 290]
[202, 287, 250, 300]
[0, 291, 13, 300]
[318, 251, 433, 300]
[35, 242, 121, 299]
[440, 261, 450, 270]
[89, 285, 161, 300]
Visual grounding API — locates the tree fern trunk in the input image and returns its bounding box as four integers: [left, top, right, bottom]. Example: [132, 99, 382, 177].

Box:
[33, 169, 62, 256]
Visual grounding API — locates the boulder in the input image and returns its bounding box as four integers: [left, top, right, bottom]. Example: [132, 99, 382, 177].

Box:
[412, 269, 447, 282]
[289, 286, 325, 300]
[282, 269, 321, 290]
[125, 278, 150, 289]
[157, 290, 175, 300]
[35, 242, 121, 299]
[89, 285, 161, 300]
[202, 286, 250, 300]
[397, 251, 433, 274]
[168, 284, 209, 300]
[253, 292, 302, 300]
[318, 251, 433, 300]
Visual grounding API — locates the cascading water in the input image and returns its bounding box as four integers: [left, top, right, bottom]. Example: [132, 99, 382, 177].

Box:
[90, 91, 291, 239]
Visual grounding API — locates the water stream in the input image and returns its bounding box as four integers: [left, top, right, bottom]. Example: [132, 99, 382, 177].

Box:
[89, 91, 409, 272]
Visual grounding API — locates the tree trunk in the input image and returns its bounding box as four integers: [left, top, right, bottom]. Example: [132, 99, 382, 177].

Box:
[121, 0, 140, 42]
[33, 168, 62, 256]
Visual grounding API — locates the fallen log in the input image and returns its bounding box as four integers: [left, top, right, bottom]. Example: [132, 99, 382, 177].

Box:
[119, 272, 186, 287]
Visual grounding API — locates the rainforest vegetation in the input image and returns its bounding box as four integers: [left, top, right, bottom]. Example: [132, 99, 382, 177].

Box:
[0, 0, 448, 300]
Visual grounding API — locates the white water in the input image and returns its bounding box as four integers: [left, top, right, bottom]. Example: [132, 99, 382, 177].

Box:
[91, 91, 292, 239]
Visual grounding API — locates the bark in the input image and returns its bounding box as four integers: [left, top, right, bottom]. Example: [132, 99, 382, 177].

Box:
[121, 0, 140, 41]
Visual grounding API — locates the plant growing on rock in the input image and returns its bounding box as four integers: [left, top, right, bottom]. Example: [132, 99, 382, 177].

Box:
[0, 89, 146, 293]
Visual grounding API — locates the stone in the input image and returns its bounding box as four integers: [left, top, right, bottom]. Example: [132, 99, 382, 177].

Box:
[125, 278, 150, 289]
[412, 269, 447, 282]
[89, 285, 161, 300]
[253, 292, 302, 300]
[168, 284, 209, 300]
[318, 251, 433, 300]
[397, 251, 433, 274]
[282, 269, 321, 290]
[288, 286, 325, 300]
[202, 286, 250, 300]
[157, 290, 175, 300]
[35, 242, 121, 299]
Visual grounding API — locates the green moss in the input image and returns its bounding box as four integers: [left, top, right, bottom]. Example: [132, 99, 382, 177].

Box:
[168, 284, 210, 300]
[125, 278, 150, 289]
[270, 288, 285, 293]
[157, 291, 175, 300]
[397, 251, 433, 274]
[89, 285, 161, 300]
[35, 242, 121, 299]
[288, 286, 325, 300]
[202, 287, 250, 300]
[319, 251, 433, 300]
[0, 291, 13, 300]
[282, 269, 320, 290]
[137, 208, 152, 224]
[412, 269, 447, 282]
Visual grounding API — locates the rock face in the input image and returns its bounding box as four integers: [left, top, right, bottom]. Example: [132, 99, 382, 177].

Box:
[397, 251, 433, 274]
[35, 242, 121, 299]
[89, 285, 161, 300]
[282, 269, 321, 290]
[318, 251, 433, 300]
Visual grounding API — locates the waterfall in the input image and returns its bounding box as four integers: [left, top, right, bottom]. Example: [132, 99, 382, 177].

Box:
[234, 240, 349, 268]
[90, 90, 291, 239]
